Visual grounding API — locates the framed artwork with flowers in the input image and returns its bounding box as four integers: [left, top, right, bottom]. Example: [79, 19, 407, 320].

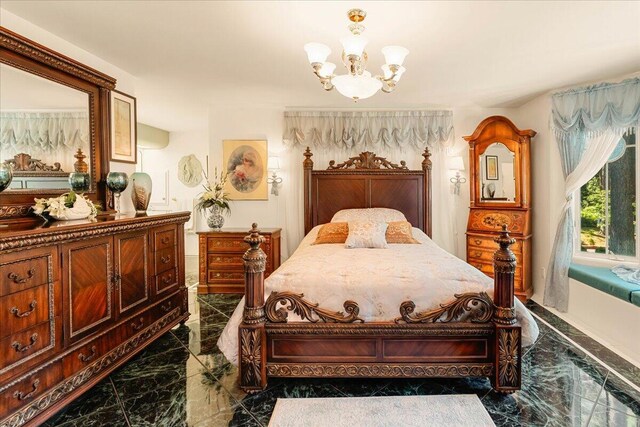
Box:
[222, 139, 268, 200]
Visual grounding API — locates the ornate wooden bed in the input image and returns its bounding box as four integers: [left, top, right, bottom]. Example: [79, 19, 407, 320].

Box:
[238, 148, 521, 394]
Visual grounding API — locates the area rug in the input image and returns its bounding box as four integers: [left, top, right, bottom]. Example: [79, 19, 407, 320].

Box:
[267, 394, 495, 427]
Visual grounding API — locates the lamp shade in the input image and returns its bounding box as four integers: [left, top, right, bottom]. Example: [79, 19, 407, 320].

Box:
[268, 156, 281, 170]
[381, 64, 406, 82]
[304, 43, 331, 64]
[318, 62, 336, 78]
[332, 70, 382, 100]
[448, 156, 465, 171]
[340, 34, 368, 57]
[381, 46, 409, 66]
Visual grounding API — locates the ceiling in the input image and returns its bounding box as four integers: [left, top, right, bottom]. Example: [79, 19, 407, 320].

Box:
[2, 1, 639, 131]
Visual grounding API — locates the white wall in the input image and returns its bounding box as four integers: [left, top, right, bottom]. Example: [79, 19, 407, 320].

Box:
[1, 9, 139, 212]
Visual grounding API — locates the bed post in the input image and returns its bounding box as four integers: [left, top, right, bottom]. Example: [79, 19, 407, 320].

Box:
[239, 223, 268, 393]
[303, 147, 314, 234]
[492, 225, 521, 393]
[421, 148, 432, 237]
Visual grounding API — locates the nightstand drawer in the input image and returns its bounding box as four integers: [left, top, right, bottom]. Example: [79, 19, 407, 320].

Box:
[208, 253, 244, 269]
[207, 237, 247, 253]
[207, 270, 244, 284]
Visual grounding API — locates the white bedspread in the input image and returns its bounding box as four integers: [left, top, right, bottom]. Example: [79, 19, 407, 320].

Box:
[217, 226, 539, 364]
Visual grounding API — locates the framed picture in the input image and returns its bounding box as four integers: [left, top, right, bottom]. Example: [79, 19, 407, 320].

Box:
[222, 140, 268, 200]
[485, 155, 499, 180]
[110, 90, 137, 163]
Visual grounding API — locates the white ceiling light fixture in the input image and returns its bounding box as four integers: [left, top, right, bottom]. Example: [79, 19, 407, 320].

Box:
[303, 9, 409, 102]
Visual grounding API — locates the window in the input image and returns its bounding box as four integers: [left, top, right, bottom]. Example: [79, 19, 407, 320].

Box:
[578, 129, 637, 260]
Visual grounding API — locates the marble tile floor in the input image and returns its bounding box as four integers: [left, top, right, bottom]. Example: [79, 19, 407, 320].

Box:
[43, 290, 640, 427]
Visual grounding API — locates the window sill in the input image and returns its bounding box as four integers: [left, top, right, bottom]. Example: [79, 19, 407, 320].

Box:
[572, 255, 638, 269]
[568, 263, 640, 308]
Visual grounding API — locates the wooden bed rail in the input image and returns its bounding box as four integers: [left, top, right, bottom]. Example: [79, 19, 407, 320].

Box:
[239, 223, 521, 393]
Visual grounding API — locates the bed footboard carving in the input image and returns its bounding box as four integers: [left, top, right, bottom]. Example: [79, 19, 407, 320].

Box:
[265, 291, 364, 323]
[395, 292, 494, 324]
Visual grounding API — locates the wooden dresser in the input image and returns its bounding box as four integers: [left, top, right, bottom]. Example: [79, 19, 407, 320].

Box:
[197, 228, 281, 294]
[464, 116, 535, 302]
[0, 212, 190, 427]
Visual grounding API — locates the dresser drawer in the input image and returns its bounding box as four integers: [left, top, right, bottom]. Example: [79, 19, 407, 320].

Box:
[0, 320, 56, 374]
[155, 246, 177, 274]
[0, 283, 57, 339]
[208, 253, 244, 269]
[468, 210, 528, 235]
[154, 228, 176, 251]
[62, 335, 108, 377]
[1, 250, 54, 296]
[207, 270, 244, 284]
[0, 360, 63, 414]
[154, 291, 183, 319]
[468, 235, 523, 253]
[156, 268, 179, 295]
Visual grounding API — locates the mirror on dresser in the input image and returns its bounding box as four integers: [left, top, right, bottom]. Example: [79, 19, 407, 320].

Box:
[0, 26, 115, 220]
[479, 142, 516, 202]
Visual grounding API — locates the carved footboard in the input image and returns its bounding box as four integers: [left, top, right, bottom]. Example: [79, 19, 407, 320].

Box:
[238, 223, 520, 394]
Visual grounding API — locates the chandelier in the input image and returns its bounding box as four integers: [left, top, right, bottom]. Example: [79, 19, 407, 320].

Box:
[304, 9, 409, 102]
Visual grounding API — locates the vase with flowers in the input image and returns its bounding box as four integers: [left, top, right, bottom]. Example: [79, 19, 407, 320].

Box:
[195, 168, 231, 229]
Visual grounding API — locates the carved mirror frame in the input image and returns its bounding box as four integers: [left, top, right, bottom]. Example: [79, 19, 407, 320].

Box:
[0, 26, 116, 220]
[464, 116, 536, 210]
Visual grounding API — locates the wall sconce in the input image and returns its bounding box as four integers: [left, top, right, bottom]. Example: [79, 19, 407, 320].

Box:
[267, 156, 283, 196]
[449, 156, 466, 195]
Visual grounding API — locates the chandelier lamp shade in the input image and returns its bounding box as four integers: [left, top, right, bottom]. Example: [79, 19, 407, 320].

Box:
[303, 9, 409, 101]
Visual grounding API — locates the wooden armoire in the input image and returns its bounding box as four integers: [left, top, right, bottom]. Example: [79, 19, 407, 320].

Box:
[464, 116, 536, 302]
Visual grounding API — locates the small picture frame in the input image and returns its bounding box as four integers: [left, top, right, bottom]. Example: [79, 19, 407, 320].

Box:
[110, 90, 137, 164]
[222, 139, 268, 200]
[485, 155, 499, 180]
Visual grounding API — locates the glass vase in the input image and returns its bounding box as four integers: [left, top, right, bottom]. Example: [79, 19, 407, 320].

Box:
[207, 205, 225, 229]
[0, 163, 13, 192]
[130, 172, 152, 213]
[68, 172, 91, 193]
[106, 172, 129, 214]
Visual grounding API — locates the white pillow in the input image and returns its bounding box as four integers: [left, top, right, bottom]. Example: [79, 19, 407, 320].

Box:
[345, 221, 389, 249]
[331, 208, 406, 223]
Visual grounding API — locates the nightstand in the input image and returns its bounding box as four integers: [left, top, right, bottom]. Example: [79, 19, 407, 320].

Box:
[197, 227, 281, 294]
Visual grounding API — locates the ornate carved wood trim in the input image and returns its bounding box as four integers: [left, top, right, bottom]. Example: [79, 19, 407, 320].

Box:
[240, 328, 263, 386]
[0, 213, 190, 253]
[266, 363, 494, 378]
[0, 27, 116, 89]
[395, 292, 494, 324]
[327, 151, 408, 170]
[496, 327, 520, 392]
[0, 308, 185, 427]
[265, 291, 363, 323]
[4, 153, 65, 176]
[265, 323, 494, 336]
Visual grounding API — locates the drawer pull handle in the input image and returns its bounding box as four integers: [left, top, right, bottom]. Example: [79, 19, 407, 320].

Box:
[162, 274, 173, 284]
[8, 269, 35, 284]
[474, 251, 483, 258]
[161, 301, 173, 312]
[473, 239, 483, 246]
[161, 255, 171, 264]
[161, 236, 170, 245]
[215, 257, 221, 262]
[13, 379, 40, 401]
[78, 346, 97, 363]
[131, 318, 144, 331]
[10, 300, 37, 318]
[12, 333, 38, 353]
[215, 273, 221, 278]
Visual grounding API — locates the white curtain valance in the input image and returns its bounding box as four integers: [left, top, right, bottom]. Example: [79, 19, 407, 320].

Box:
[551, 77, 640, 146]
[0, 111, 89, 152]
[283, 110, 454, 151]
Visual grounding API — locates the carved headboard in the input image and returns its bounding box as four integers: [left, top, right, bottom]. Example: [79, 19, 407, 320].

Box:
[303, 148, 432, 237]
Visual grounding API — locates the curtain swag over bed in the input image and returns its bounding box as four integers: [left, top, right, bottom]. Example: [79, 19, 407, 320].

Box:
[0, 111, 89, 151]
[280, 110, 456, 261]
[283, 110, 454, 151]
[545, 77, 640, 311]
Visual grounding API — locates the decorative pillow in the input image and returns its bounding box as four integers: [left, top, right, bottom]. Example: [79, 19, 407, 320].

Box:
[386, 221, 420, 244]
[345, 221, 389, 249]
[313, 222, 348, 244]
[331, 208, 406, 223]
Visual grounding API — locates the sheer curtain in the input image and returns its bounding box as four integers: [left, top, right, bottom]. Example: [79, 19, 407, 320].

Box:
[544, 78, 640, 311]
[281, 110, 455, 258]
